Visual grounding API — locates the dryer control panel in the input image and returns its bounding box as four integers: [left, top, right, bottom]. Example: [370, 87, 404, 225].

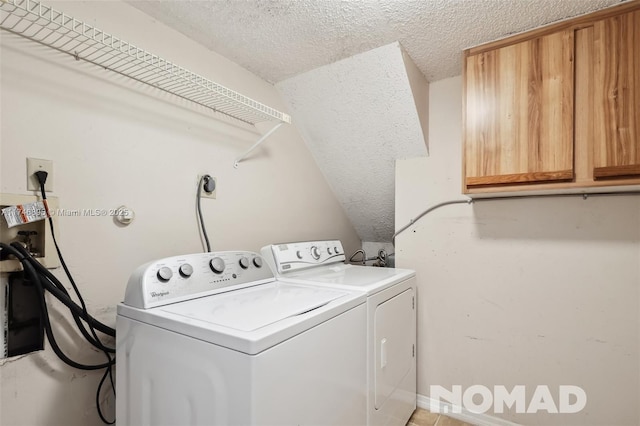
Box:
[262, 240, 345, 275]
[124, 251, 273, 309]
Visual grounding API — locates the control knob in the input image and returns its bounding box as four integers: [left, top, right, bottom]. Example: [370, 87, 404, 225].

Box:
[239, 257, 250, 269]
[179, 263, 194, 278]
[253, 257, 263, 268]
[157, 266, 173, 282]
[311, 246, 321, 260]
[209, 257, 225, 274]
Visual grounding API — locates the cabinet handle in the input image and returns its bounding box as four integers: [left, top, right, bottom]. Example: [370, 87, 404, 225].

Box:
[380, 338, 387, 369]
[466, 170, 574, 187]
[593, 165, 640, 180]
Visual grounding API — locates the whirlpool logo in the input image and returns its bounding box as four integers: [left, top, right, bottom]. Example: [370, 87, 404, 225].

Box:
[430, 385, 586, 414]
[150, 291, 169, 298]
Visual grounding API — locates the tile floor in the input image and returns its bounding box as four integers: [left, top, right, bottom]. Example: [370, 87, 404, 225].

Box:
[407, 408, 474, 426]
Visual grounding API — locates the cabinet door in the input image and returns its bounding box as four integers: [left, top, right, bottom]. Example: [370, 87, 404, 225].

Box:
[464, 30, 575, 189]
[592, 10, 640, 180]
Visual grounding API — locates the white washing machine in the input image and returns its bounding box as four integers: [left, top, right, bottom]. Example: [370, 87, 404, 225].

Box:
[116, 250, 367, 426]
[261, 240, 417, 426]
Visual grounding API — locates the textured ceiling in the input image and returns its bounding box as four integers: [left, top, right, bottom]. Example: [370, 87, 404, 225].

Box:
[129, 0, 623, 244]
[277, 43, 428, 243]
[129, 0, 620, 84]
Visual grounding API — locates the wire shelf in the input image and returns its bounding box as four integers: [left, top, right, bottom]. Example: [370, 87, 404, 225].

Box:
[0, 0, 291, 126]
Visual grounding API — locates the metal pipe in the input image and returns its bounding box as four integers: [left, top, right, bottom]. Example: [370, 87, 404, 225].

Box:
[392, 191, 640, 245]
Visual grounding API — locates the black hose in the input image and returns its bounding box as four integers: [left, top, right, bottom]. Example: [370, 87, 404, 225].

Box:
[10, 243, 115, 338]
[43, 274, 115, 353]
[96, 366, 116, 424]
[10, 243, 116, 352]
[2, 240, 116, 423]
[11, 241, 98, 346]
[1, 244, 113, 370]
[197, 174, 212, 252]
[8, 244, 115, 336]
[38, 176, 115, 423]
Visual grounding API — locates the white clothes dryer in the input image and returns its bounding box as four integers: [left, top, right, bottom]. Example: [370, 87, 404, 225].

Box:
[261, 241, 417, 426]
[116, 250, 367, 426]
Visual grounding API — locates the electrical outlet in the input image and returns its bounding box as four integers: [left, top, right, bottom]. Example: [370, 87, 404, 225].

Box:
[199, 175, 216, 199]
[27, 158, 53, 192]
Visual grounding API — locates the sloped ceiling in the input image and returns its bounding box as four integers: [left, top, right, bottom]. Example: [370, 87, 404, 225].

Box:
[277, 43, 428, 242]
[129, 0, 622, 243]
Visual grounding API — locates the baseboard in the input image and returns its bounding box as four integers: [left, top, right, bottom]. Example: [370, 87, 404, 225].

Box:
[417, 394, 522, 426]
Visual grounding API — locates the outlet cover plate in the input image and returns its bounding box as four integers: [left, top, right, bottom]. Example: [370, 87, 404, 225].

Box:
[199, 175, 216, 199]
[27, 158, 53, 192]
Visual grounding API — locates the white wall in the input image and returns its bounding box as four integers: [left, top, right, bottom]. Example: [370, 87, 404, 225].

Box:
[396, 76, 640, 425]
[0, 2, 359, 425]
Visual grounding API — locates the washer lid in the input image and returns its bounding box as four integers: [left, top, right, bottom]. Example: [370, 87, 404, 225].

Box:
[117, 281, 365, 354]
[161, 284, 345, 331]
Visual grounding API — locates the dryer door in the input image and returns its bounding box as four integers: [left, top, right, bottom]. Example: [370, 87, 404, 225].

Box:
[374, 288, 415, 409]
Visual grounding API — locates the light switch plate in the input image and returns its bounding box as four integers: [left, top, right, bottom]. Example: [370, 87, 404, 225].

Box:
[27, 158, 53, 192]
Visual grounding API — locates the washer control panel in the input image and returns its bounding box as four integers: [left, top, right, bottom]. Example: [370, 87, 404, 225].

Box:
[124, 251, 273, 309]
[261, 240, 345, 275]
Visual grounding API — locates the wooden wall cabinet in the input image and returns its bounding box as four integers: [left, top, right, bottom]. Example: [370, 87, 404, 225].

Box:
[463, 1, 640, 195]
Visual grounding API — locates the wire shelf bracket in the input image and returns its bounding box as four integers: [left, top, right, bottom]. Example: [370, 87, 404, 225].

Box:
[234, 123, 284, 168]
[0, 0, 291, 159]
